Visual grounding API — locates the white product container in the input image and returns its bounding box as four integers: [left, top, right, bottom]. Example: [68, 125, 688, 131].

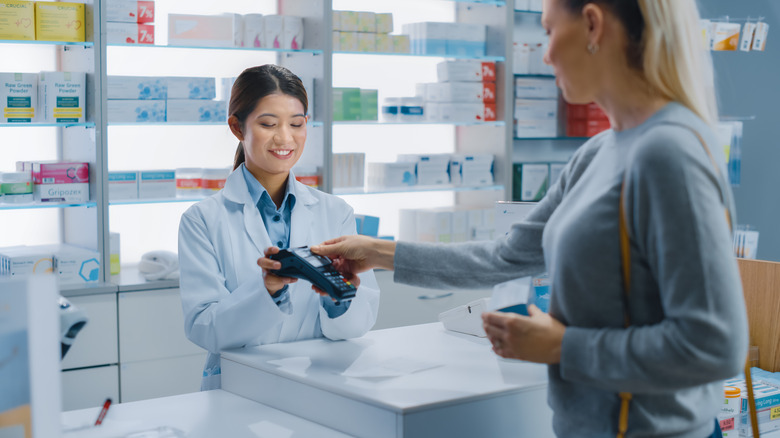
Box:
[201, 168, 230, 195]
[399, 97, 424, 122]
[0, 171, 34, 204]
[175, 168, 203, 197]
[381, 97, 401, 122]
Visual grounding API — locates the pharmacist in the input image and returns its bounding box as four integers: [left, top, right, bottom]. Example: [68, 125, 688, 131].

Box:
[178, 65, 379, 391]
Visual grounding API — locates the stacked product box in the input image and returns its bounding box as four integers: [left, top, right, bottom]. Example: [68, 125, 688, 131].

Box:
[423, 60, 497, 123]
[513, 41, 554, 75]
[332, 153, 365, 190]
[399, 206, 495, 243]
[398, 154, 450, 186]
[366, 162, 416, 188]
[29, 161, 89, 203]
[38, 71, 86, 123]
[514, 77, 558, 138]
[1, 72, 37, 123]
[354, 214, 380, 237]
[332, 10, 409, 53]
[513, 162, 567, 202]
[167, 13, 303, 50]
[450, 154, 494, 186]
[567, 102, 611, 137]
[107, 76, 221, 123]
[108, 171, 139, 201]
[333, 88, 377, 121]
[0, 244, 100, 285]
[138, 170, 175, 199]
[402, 22, 486, 57]
[718, 370, 780, 437]
[106, 0, 155, 45]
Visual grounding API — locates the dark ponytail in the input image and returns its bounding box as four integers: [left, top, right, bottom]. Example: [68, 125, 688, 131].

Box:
[230, 65, 309, 170]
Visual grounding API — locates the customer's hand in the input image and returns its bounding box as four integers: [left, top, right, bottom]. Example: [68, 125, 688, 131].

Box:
[311, 235, 396, 274]
[257, 246, 298, 296]
[482, 305, 566, 364]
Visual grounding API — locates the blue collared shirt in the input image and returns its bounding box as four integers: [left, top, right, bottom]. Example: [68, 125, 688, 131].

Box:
[242, 164, 348, 317]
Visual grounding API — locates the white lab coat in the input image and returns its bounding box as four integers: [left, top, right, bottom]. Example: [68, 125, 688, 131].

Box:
[178, 167, 380, 390]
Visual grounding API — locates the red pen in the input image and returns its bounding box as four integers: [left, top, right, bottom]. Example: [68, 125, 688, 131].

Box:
[95, 398, 112, 426]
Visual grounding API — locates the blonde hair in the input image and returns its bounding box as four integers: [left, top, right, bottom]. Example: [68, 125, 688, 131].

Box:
[638, 0, 719, 125]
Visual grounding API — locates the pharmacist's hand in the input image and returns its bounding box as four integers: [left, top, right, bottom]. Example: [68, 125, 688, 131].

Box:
[258, 247, 297, 296]
[312, 272, 361, 301]
[311, 235, 395, 274]
[482, 305, 565, 364]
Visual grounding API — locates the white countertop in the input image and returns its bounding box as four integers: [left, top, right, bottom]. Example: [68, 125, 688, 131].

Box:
[61, 389, 350, 438]
[221, 322, 549, 414]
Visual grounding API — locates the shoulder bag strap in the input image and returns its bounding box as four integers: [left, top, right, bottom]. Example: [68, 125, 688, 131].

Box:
[617, 122, 743, 438]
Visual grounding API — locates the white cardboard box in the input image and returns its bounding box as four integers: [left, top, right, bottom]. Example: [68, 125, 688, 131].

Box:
[106, 22, 154, 44]
[166, 77, 216, 100]
[243, 13, 264, 48]
[1, 72, 37, 123]
[166, 100, 226, 123]
[282, 16, 304, 50]
[138, 170, 176, 198]
[107, 99, 165, 123]
[38, 71, 85, 123]
[367, 162, 416, 188]
[106, 0, 155, 23]
[108, 171, 139, 200]
[107, 76, 166, 100]
[168, 14, 239, 47]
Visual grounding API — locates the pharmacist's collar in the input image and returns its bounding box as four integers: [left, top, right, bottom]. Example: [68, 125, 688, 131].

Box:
[223, 164, 316, 207]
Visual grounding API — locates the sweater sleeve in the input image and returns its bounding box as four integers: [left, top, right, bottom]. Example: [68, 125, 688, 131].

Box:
[559, 127, 748, 393]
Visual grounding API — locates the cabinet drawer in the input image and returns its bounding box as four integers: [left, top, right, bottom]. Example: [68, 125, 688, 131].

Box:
[61, 294, 118, 370]
[62, 365, 119, 411]
[120, 353, 206, 403]
[118, 288, 204, 362]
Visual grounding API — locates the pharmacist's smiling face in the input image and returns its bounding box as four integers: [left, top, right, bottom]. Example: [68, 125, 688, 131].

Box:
[241, 93, 307, 180]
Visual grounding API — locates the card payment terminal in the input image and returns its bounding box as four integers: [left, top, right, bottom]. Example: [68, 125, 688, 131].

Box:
[269, 246, 357, 303]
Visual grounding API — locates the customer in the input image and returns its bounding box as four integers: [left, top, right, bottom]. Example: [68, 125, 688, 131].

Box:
[179, 65, 379, 391]
[310, 0, 748, 436]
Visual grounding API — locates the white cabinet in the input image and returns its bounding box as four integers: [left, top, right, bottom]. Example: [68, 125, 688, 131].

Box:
[373, 270, 492, 330]
[61, 365, 119, 411]
[61, 293, 118, 370]
[119, 353, 206, 403]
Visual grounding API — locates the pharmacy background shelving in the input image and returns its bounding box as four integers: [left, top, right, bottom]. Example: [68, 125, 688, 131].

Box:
[1, 0, 563, 293]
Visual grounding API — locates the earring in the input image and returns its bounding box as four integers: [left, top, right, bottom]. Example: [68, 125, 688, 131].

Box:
[587, 43, 600, 54]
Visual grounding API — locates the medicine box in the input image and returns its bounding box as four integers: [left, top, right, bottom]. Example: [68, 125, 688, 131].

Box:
[360, 89, 377, 121]
[712, 22, 740, 51]
[393, 35, 410, 53]
[166, 77, 216, 100]
[1, 72, 36, 123]
[355, 214, 379, 237]
[513, 163, 549, 202]
[375, 34, 393, 52]
[514, 98, 558, 120]
[0, 1, 35, 40]
[333, 87, 361, 121]
[108, 171, 138, 200]
[437, 60, 496, 82]
[243, 13, 263, 48]
[35, 1, 84, 42]
[338, 31, 358, 52]
[263, 14, 283, 49]
[138, 170, 175, 199]
[53, 244, 101, 285]
[446, 23, 485, 57]
[357, 32, 375, 52]
[335, 11, 358, 32]
[404, 22, 448, 55]
[283, 15, 303, 50]
[398, 154, 450, 185]
[0, 246, 53, 277]
[367, 162, 416, 188]
[38, 71, 85, 123]
[31, 161, 89, 203]
[106, 0, 155, 24]
[107, 99, 165, 122]
[427, 103, 496, 123]
[423, 82, 495, 103]
[166, 99, 226, 123]
[515, 77, 558, 99]
[375, 13, 393, 34]
[357, 11, 375, 33]
[453, 154, 494, 185]
[108, 76, 166, 100]
[168, 13, 240, 48]
[753, 22, 769, 52]
[106, 22, 154, 44]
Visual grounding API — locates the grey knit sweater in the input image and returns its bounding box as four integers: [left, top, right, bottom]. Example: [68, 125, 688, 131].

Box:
[394, 103, 748, 437]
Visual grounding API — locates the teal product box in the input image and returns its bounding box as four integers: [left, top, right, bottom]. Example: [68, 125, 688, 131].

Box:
[360, 89, 378, 121]
[333, 87, 361, 121]
[138, 170, 175, 199]
[108, 171, 139, 200]
[355, 214, 380, 237]
[512, 163, 549, 202]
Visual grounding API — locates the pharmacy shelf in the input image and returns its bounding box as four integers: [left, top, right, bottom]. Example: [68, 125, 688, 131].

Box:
[514, 9, 542, 14]
[514, 137, 589, 141]
[0, 122, 96, 128]
[334, 184, 503, 196]
[334, 120, 505, 127]
[111, 265, 179, 292]
[109, 198, 204, 206]
[452, 0, 505, 5]
[0, 202, 97, 211]
[334, 51, 505, 62]
[107, 43, 322, 55]
[0, 39, 94, 47]
[60, 282, 119, 298]
[514, 74, 554, 78]
[107, 121, 324, 127]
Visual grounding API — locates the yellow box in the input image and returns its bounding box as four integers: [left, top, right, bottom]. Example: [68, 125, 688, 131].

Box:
[34, 1, 84, 42]
[0, 1, 35, 40]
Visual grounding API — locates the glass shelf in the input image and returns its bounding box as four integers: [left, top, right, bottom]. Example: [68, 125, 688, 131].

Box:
[452, 0, 505, 4]
[0, 122, 95, 128]
[335, 120, 505, 127]
[334, 51, 505, 62]
[110, 197, 204, 206]
[514, 9, 542, 14]
[514, 136, 589, 141]
[0, 39, 93, 47]
[0, 202, 97, 211]
[108, 120, 323, 127]
[334, 184, 503, 196]
[107, 43, 322, 55]
[514, 74, 554, 78]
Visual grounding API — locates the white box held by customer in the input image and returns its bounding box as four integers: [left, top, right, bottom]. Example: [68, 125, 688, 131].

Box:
[166, 77, 215, 100]
[38, 71, 85, 123]
[168, 13, 239, 47]
[106, 0, 155, 23]
[108, 171, 139, 200]
[138, 170, 175, 198]
[439, 297, 490, 337]
[166, 99, 226, 123]
[107, 99, 165, 122]
[1, 72, 37, 123]
[108, 76, 166, 100]
[106, 22, 154, 44]
[32, 161, 89, 203]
